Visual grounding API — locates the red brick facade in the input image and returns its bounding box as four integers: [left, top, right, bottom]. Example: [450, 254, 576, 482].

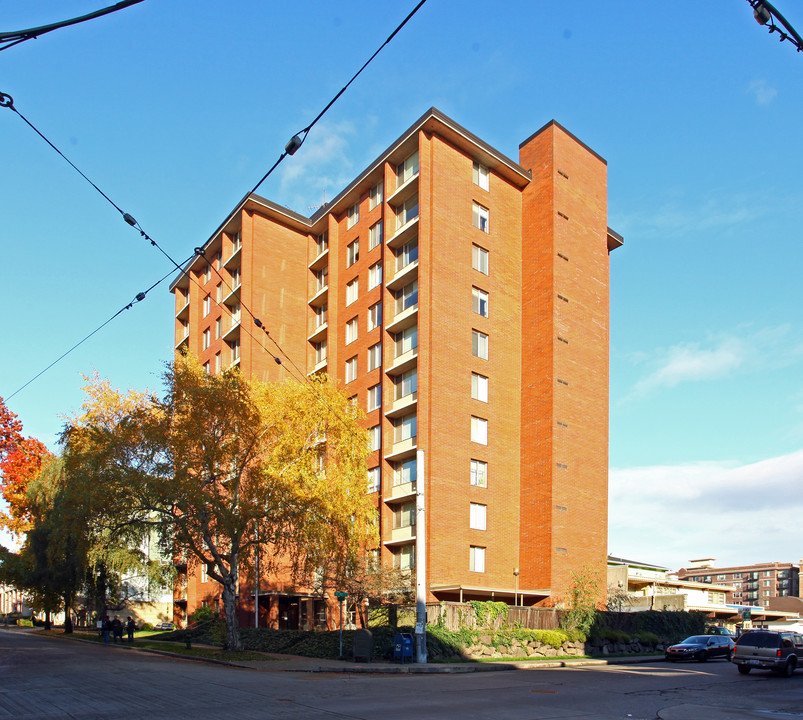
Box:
[170, 108, 621, 627]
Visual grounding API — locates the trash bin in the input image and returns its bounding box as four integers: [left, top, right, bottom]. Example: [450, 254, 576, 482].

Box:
[353, 628, 373, 662]
[393, 632, 414, 663]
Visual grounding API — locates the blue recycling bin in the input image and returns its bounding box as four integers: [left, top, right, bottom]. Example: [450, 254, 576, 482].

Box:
[393, 633, 414, 663]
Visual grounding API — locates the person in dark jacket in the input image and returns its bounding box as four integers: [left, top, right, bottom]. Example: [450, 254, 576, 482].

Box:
[126, 616, 136, 643]
[102, 616, 111, 644]
[111, 615, 123, 643]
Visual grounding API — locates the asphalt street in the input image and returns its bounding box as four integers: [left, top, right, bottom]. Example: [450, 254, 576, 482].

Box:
[2, 628, 803, 719]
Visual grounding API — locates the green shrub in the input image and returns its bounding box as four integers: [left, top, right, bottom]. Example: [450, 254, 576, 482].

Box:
[635, 631, 660, 645]
[189, 606, 217, 624]
[140, 622, 153, 631]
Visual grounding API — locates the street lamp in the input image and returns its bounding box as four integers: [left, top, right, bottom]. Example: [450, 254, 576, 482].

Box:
[747, 1, 803, 52]
[513, 568, 520, 607]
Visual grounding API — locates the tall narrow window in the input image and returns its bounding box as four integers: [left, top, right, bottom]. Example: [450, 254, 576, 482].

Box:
[202, 328, 211, 350]
[393, 502, 416, 529]
[394, 413, 417, 442]
[369, 221, 383, 250]
[231, 267, 241, 289]
[395, 280, 418, 314]
[369, 181, 383, 210]
[471, 373, 488, 402]
[347, 202, 359, 229]
[472, 288, 489, 317]
[472, 161, 490, 191]
[472, 330, 488, 360]
[470, 459, 487, 487]
[347, 239, 359, 267]
[345, 317, 358, 344]
[395, 193, 419, 229]
[470, 503, 487, 531]
[368, 261, 382, 289]
[470, 546, 485, 573]
[314, 339, 327, 364]
[397, 151, 419, 185]
[471, 416, 488, 445]
[367, 302, 382, 331]
[231, 230, 242, 252]
[315, 232, 328, 255]
[203, 295, 211, 317]
[230, 339, 240, 364]
[367, 467, 380, 493]
[367, 343, 382, 372]
[346, 278, 359, 305]
[214, 352, 222, 374]
[472, 244, 489, 274]
[395, 324, 418, 356]
[394, 544, 415, 570]
[369, 425, 381, 451]
[393, 458, 417, 486]
[396, 237, 418, 271]
[367, 384, 381, 411]
[472, 203, 489, 233]
[395, 368, 417, 400]
[345, 356, 357, 383]
[315, 304, 328, 328]
[315, 266, 328, 292]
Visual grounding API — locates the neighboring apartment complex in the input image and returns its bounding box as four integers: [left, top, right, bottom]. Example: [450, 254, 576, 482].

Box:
[677, 558, 802, 606]
[170, 107, 621, 628]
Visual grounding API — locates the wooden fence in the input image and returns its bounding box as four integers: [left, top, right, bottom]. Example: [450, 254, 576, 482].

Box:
[425, 601, 560, 631]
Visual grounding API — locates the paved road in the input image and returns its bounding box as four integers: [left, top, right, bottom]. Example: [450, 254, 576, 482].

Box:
[2, 628, 803, 719]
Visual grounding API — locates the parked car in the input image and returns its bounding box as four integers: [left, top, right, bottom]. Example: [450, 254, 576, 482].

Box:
[153, 622, 174, 631]
[732, 629, 803, 676]
[706, 626, 736, 638]
[665, 635, 734, 662]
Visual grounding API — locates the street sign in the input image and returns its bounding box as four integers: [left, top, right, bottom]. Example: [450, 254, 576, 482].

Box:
[334, 591, 348, 599]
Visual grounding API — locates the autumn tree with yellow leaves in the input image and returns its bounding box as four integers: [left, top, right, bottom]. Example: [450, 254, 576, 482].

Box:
[63, 356, 374, 651]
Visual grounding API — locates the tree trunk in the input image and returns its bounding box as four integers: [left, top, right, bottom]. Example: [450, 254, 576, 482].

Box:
[221, 576, 242, 651]
[44, 610, 52, 631]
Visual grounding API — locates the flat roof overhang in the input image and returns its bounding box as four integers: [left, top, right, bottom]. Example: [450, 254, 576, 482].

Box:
[430, 584, 550, 603]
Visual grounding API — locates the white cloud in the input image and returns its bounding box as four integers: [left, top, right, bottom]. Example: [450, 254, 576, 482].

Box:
[609, 449, 803, 570]
[747, 79, 778, 106]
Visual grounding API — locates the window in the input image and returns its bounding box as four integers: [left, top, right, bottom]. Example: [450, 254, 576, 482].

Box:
[369, 221, 383, 250]
[369, 181, 383, 210]
[202, 328, 211, 350]
[397, 237, 418, 271]
[367, 467, 380, 493]
[230, 339, 240, 364]
[395, 280, 418, 314]
[393, 458, 416, 486]
[314, 339, 327, 364]
[368, 261, 382, 289]
[733, 573, 743, 579]
[367, 302, 382, 331]
[471, 416, 488, 445]
[472, 330, 488, 359]
[346, 277, 359, 305]
[393, 502, 416, 529]
[367, 384, 381, 411]
[470, 546, 485, 573]
[214, 352, 221, 374]
[762, 580, 772, 587]
[397, 151, 419, 185]
[394, 413, 417, 442]
[347, 202, 359, 229]
[473, 161, 490, 191]
[215, 317, 222, 339]
[203, 361, 210, 375]
[395, 324, 418, 356]
[204, 264, 212, 283]
[395, 368, 417, 400]
[369, 425, 381, 451]
[368, 343, 382, 372]
[471, 373, 488, 402]
[345, 356, 357, 383]
[231, 303, 241, 324]
[315, 266, 328, 292]
[763, 571, 773, 577]
[472, 203, 489, 233]
[203, 295, 211, 317]
[231, 230, 242, 253]
[472, 287, 489, 317]
[470, 503, 487, 531]
[315, 304, 328, 328]
[395, 193, 419, 229]
[393, 544, 415, 570]
[470, 459, 487, 487]
[347, 239, 359, 267]
[315, 232, 328, 256]
[216, 284, 223, 303]
[472, 244, 489, 274]
[180, 320, 189, 340]
[231, 267, 241, 289]
[345, 317, 358, 344]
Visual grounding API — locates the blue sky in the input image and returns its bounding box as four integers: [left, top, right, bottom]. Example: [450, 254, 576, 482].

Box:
[2, 1, 802, 571]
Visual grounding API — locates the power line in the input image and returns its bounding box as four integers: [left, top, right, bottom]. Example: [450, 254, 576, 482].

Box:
[0, 1, 146, 53]
[4, 257, 191, 402]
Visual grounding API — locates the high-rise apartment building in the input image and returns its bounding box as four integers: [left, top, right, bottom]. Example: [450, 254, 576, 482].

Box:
[678, 559, 802, 606]
[170, 108, 622, 627]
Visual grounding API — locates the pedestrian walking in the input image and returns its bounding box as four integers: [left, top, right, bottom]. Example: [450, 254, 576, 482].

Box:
[111, 615, 123, 643]
[102, 616, 111, 645]
[126, 616, 136, 643]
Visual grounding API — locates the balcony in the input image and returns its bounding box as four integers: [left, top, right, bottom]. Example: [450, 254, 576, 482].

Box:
[386, 259, 418, 292]
[385, 481, 416, 503]
[223, 320, 241, 342]
[386, 347, 418, 376]
[308, 248, 329, 271]
[175, 334, 189, 351]
[386, 304, 418, 334]
[387, 171, 419, 206]
[308, 284, 328, 308]
[386, 526, 416, 545]
[308, 358, 328, 375]
[176, 299, 190, 321]
[223, 284, 241, 307]
[384, 437, 417, 462]
[224, 246, 241, 270]
[307, 321, 328, 343]
[385, 392, 417, 419]
[387, 216, 419, 249]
